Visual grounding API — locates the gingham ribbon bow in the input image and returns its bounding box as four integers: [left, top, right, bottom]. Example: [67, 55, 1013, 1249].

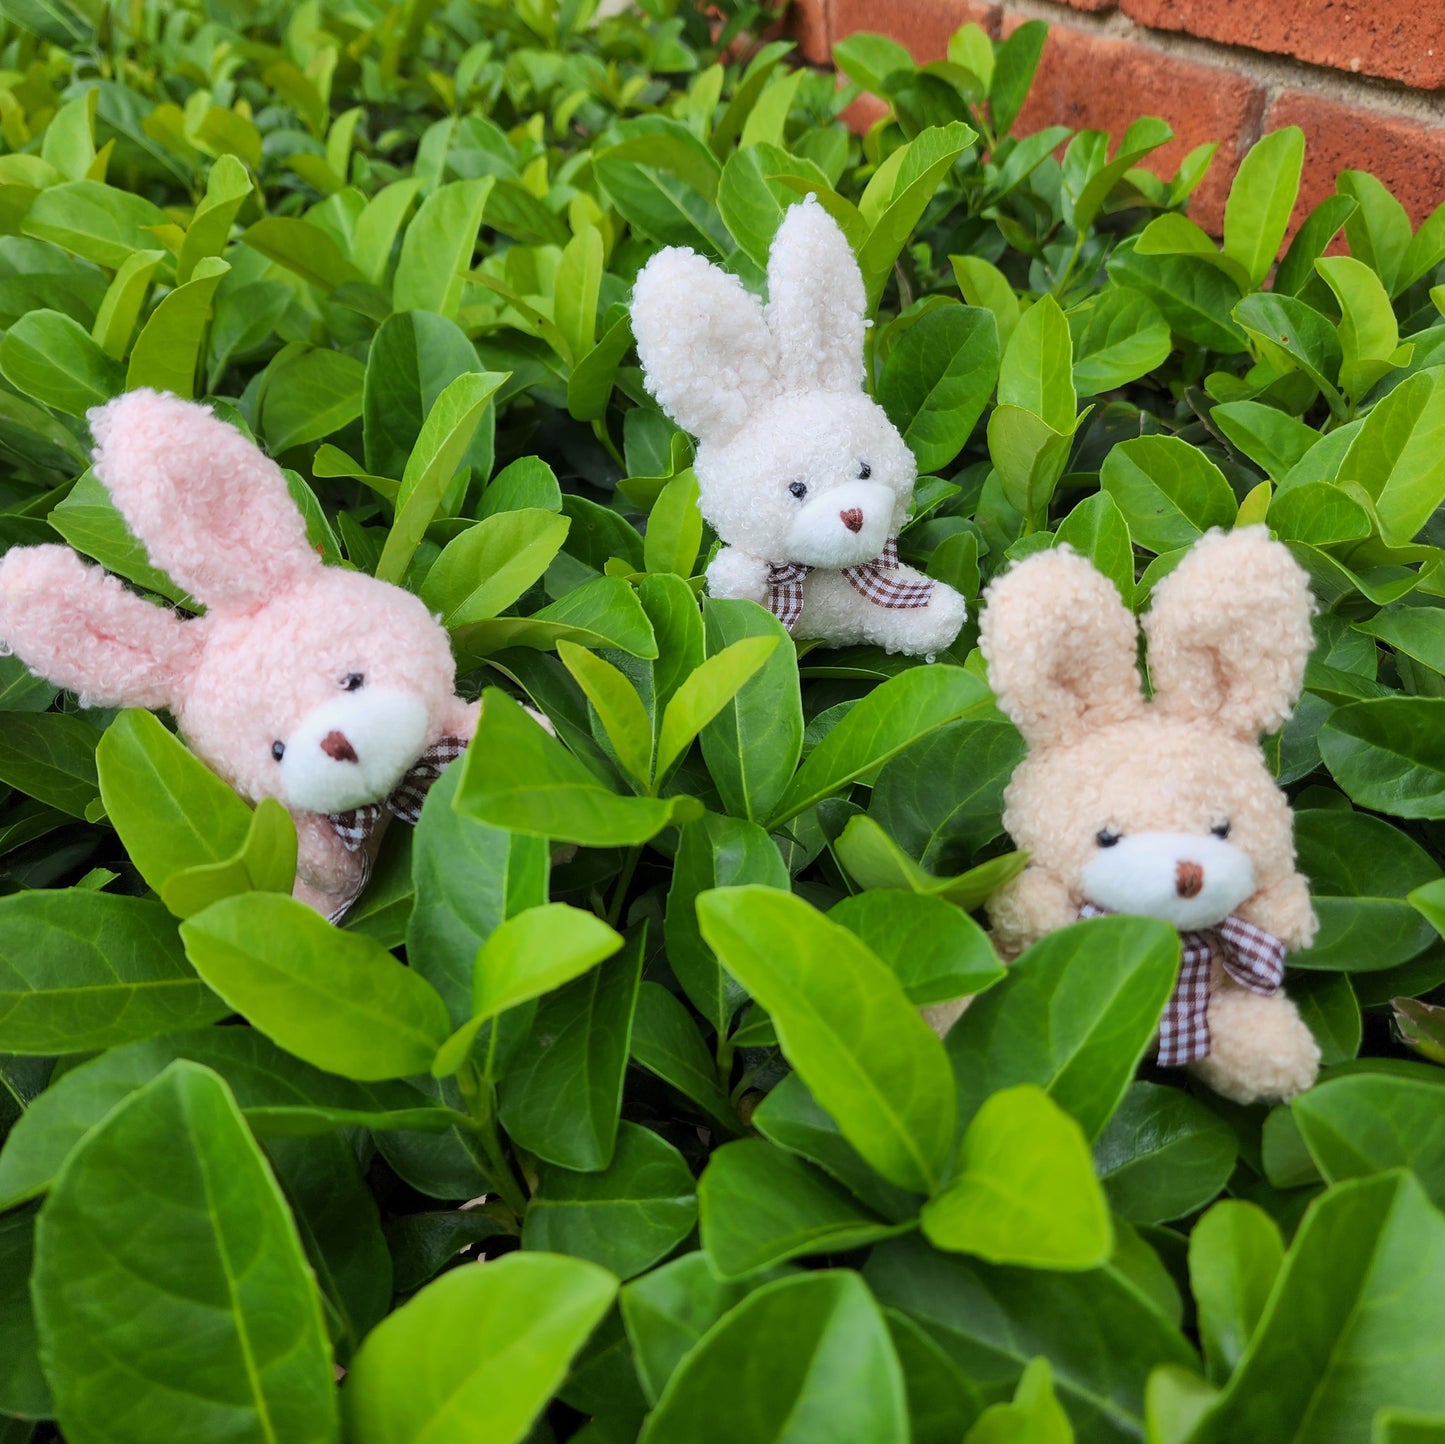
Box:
[1077, 901, 1286, 1066]
[764, 537, 934, 632]
[326, 735, 468, 852]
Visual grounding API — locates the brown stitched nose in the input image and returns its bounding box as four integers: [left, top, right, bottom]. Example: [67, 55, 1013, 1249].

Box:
[840, 508, 864, 533]
[321, 730, 358, 763]
[1176, 861, 1204, 899]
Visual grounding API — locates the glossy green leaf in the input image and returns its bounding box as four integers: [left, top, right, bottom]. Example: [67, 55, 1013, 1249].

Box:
[0, 711, 101, 818]
[629, 982, 736, 1128]
[1188, 1199, 1284, 1383]
[22, 180, 168, 268]
[422, 508, 571, 626]
[643, 467, 704, 579]
[180, 893, 451, 1080]
[963, 1357, 1072, 1444]
[454, 576, 658, 663]
[125, 256, 227, 398]
[1100, 435, 1236, 554]
[1222, 126, 1305, 288]
[1316, 255, 1406, 400]
[1070, 286, 1171, 399]
[393, 176, 493, 319]
[698, 886, 955, 1194]
[522, 1121, 697, 1278]
[343, 1251, 616, 1444]
[1320, 698, 1445, 819]
[0, 308, 122, 414]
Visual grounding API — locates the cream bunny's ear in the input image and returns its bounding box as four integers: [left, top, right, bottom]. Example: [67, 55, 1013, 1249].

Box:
[980, 546, 1144, 749]
[89, 389, 317, 612]
[1143, 526, 1314, 739]
[631, 248, 778, 442]
[0, 545, 198, 708]
[764, 198, 866, 394]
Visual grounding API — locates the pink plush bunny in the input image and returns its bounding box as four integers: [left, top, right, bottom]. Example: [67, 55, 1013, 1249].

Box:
[0, 390, 478, 919]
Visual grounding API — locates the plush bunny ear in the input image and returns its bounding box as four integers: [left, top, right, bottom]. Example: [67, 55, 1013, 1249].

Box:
[631, 248, 778, 442]
[764, 198, 866, 395]
[0, 545, 198, 708]
[1143, 527, 1314, 739]
[980, 546, 1144, 749]
[89, 390, 317, 612]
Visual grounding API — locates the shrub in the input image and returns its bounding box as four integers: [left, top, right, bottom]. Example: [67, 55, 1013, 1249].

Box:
[1, 2, 1444, 1441]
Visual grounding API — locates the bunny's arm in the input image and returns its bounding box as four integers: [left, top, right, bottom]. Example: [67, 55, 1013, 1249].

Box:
[1238, 871, 1318, 953]
[292, 812, 367, 917]
[986, 865, 1078, 960]
[706, 547, 771, 607]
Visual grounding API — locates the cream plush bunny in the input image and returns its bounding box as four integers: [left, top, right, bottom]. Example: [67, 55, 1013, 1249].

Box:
[979, 527, 1322, 1105]
[0, 390, 479, 920]
[630, 197, 966, 656]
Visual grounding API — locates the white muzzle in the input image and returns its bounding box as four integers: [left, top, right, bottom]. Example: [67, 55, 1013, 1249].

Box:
[276, 689, 429, 814]
[1081, 831, 1256, 931]
[784, 480, 894, 567]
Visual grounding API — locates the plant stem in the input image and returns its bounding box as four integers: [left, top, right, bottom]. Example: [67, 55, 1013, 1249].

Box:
[457, 1064, 529, 1219]
[606, 844, 642, 928]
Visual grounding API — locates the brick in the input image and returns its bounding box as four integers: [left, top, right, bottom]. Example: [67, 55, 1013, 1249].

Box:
[838, 86, 890, 132]
[1057, 0, 1117, 10]
[828, 0, 1001, 63]
[1002, 20, 1266, 232]
[1122, 0, 1445, 92]
[784, 0, 831, 67]
[1266, 90, 1445, 231]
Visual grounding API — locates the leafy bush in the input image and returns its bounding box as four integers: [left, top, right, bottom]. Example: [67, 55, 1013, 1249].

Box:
[1, 2, 1445, 1441]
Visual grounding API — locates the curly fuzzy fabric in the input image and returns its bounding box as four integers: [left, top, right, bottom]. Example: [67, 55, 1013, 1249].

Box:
[632, 197, 966, 658]
[0, 390, 476, 912]
[975, 527, 1322, 1105]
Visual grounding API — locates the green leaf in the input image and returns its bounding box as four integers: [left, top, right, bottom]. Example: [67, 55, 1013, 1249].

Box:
[343, 1251, 616, 1444]
[990, 21, 1048, 137]
[522, 1121, 697, 1278]
[0, 710, 101, 818]
[433, 903, 623, 1077]
[699, 598, 802, 824]
[1100, 434, 1237, 554]
[421, 508, 571, 626]
[241, 215, 365, 292]
[499, 933, 643, 1170]
[639, 1271, 908, 1444]
[1188, 1199, 1284, 1383]
[1070, 286, 1171, 398]
[664, 811, 788, 1032]
[22, 180, 168, 268]
[1222, 126, 1305, 288]
[557, 638, 655, 789]
[828, 889, 1003, 1005]
[1320, 698, 1445, 819]
[878, 303, 1000, 473]
[643, 467, 704, 579]
[698, 1138, 909, 1279]
[393, 176, 493, 319]
[0, 891, 224, 1055]
[455, 689, 699, 845]
[554, 224, 603, 364]
[1338, 170, 1413, 296]
[91, 247, 164, 358]
[1094, 1082, 1237, 1224]
[1054, 491, 1136, 608]
[944, 915, 1181, 1140]
[259, 346, 366, 453]
[964, 1357, 1073, 1444]
[1211, 401, 1320, 481]
[1316, 255, 1406, 400]
[1070, 117, 1173, 234]
[656, 635, 779, 782]
[1189, 1172, 1445, 1443]
[998, 292, 1076, 432]
[1290, 809, 1439, 970]
[766, 665, 989, 829]
[159, 799, 298, 921]
[629, 982, 737, 1129]
[921, 1084, 1113, 1270]
[0, 308, 122, 413]
[987, 404, 1076, 523]
[1293, 1073, 1445, 1210]
[697, 886, 955, 1194]
[180, 893, 451, 1080]
[376, 370, 506, 585]
[1233, 292, 1343, 410]
[952, 254, 1020, 354]
[32, 1061, 337, 1444]
[454, 576, 658, 663]
[832, 814, 1027, 911]
[0, 1209, 49, 1419]
[124, 256, 228, 397]
[1107, 245, 1248, 354]
[1274, 194, 1357, 297]
[832, 32, 914, 96]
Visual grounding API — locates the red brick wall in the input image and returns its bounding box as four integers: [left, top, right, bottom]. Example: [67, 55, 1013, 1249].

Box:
[791, 0, 1445, 234]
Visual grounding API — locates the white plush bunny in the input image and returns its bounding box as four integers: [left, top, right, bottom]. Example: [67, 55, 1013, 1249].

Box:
[630, 198, 967, 656]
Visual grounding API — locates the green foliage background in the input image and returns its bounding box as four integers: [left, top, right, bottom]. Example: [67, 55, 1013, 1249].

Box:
[1, 1, 1445, 1441]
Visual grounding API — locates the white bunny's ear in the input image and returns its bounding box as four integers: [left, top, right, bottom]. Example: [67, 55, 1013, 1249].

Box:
[764, 198, 866, 395]
[89, 389, 318, 612]
[1144, 527, 1315, 739]
[980, 546, 1144, 749]
[631, 248, 778, 442]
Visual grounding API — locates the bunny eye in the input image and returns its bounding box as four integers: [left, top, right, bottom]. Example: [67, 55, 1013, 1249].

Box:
[857, 462, 871, 479]
[1211, 820, 1232, 839]
[271, 741, 286, 762]
[341, 673, 365, 691]
[788, 481, 807, 500]
[1096, 828, 1121, 848]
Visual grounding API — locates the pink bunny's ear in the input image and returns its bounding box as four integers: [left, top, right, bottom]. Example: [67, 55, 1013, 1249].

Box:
[0, 545, 198, 708]
[631, 247, 778, 442]
[764, 197, 867, 395]
[1144, 527, 1315, 739]
[980, 546, 1144, 750]
[89, 390, 316, 612]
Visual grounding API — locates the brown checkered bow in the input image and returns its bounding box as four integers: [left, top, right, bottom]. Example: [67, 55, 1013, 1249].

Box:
[764, 537, 934, 631]
[1077, 901, 1286, 1066]
[321, 735, 468, 922]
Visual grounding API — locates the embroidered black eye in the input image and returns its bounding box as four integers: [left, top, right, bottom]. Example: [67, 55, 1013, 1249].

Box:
[271, 741, 286, 762]
[342, 673, 364, 691]
[857, 462, 871, 479]
[1096, 828, 1121, 848]
[788, 481, 807, 499]
[1211, 820, 1232, 839]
